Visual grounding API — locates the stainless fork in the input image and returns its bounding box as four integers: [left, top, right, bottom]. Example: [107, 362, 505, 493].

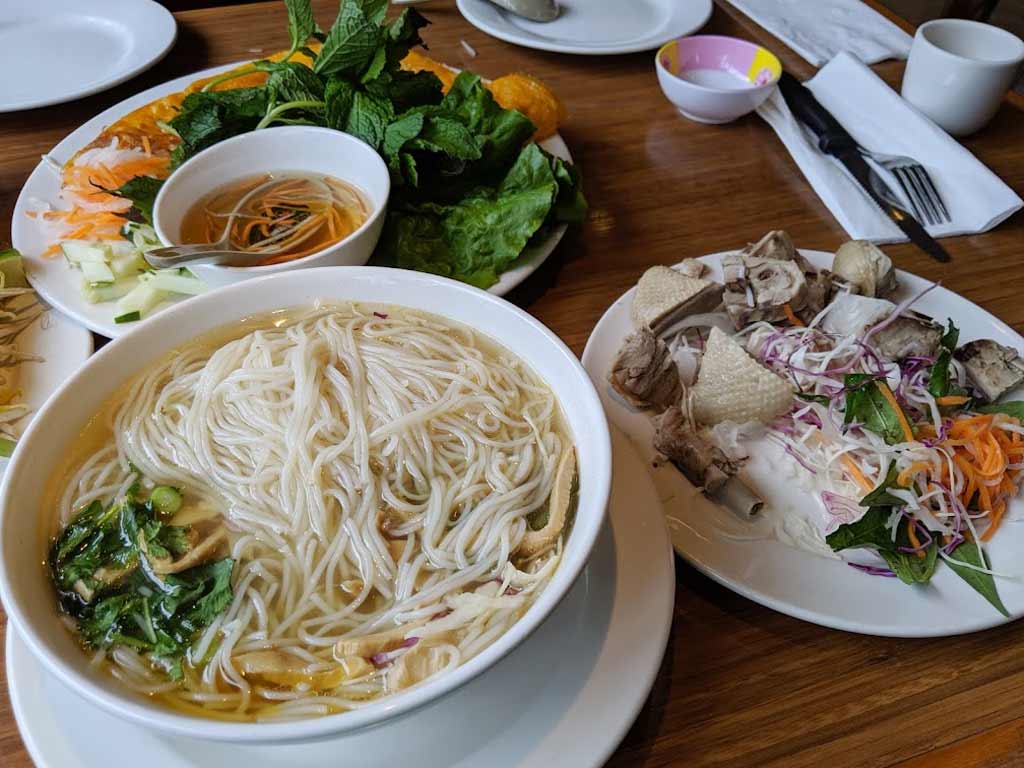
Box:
[859, 149, 951, 227]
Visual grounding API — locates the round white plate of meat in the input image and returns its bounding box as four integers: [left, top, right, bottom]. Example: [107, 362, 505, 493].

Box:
[583, 246, 1024, 637]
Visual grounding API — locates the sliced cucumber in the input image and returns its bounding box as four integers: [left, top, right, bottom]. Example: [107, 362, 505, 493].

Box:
[80, 260, 115, 286]
[81, 278, 136, 304]
[109, 250, 147, 279]
[114, 311, 141, 324]
[115, 282, 166, 319]
[122, 222, 161, 253]
[141, 269, 207, 296]
[61, 241, 109, 265]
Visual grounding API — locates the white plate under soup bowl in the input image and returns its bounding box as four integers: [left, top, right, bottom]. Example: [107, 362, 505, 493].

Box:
[152, 126, 390, 288]
[0, 267, 611, 743]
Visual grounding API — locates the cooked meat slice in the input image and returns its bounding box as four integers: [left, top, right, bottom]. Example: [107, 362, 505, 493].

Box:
[822, 292, 896, 337]
[956, 339, 1024, 403]
[742, 230, 797, 262]
[237, 650, 373, 690]
[873, 314, 943, 361]
[722, 255, 807, 327]
[675, 259, 708, 279]
[386, 636, 458, 692]
[654, 405, 737, 492]
[609, 328, 682, 411]
[334, 620, 426, 658]
[517, 446, 576, 558]
[832, 240, 897, 298]
[630, 266, 723, 333]
[801, 267, 834, 322]
[691, 327, 794, 425]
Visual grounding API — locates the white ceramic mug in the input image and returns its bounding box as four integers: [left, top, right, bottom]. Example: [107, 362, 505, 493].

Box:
[901, 18, 1024, 137]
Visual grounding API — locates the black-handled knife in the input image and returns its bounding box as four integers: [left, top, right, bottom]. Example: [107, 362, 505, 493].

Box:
[777, 72, 951, 263]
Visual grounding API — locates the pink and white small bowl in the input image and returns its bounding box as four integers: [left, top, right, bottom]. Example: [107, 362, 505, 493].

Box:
[656, 36, 782, 124]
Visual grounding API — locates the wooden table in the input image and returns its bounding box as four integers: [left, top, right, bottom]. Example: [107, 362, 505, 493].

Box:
[2, 1, 1023, 765]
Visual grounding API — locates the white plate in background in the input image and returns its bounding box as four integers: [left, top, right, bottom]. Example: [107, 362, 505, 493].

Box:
[583, 250, 1024, 637]
[12, 63, 569, 339]
[0, 0, 177, 112]
[457, 0, 712, 55]
[0, 303, 92, 475]
[7, 427, 674, 768]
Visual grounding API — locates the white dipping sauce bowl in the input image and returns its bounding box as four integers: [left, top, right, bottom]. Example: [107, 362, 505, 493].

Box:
[902, 19, 1024, 137]
[655, 35, 782, 124]
[0, 267, 611, 743]
[153, 126, 391, 287]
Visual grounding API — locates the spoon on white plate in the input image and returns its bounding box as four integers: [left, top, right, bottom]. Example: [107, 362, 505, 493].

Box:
[393, 0, 559, 23]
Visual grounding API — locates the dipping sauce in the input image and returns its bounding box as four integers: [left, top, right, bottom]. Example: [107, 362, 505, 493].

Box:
[678, 68, 753, 90]
[179, 172, 370, 266]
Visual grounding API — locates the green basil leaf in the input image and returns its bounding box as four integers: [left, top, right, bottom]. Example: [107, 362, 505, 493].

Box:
[946, 540, 1009, 617]
[975, 401, 1024, 420]
[843, 373, 907, 445]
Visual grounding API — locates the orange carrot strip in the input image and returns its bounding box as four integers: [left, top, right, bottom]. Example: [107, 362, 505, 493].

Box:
[840, 455, 874, 494]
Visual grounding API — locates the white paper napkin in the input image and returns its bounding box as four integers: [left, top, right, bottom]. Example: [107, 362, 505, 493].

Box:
[726, 0, 912, 66]
[757, 52, 1023, 243]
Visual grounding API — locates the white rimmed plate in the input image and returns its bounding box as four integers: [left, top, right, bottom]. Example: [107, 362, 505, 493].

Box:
[456, 0, 712, 55]
[0, 0, 177, 113]
[582, 250, 1024, 637]
[12, 63, 570, 339]
[0, 303, 93, 476]
[7, 427, 674, 768]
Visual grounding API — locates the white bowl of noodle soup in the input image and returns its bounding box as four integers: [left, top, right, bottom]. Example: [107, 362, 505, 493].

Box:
[0, 267, 611, 743]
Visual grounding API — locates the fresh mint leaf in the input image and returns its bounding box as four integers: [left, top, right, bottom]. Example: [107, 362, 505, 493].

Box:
[344, 90, 394, 150]
[385, 7, 430, 65]
[844, 373, 908, 445]
[313, 0, 383, 77]
[388, 70, 443, 112]
[361, 44, 388, 83]
[324, 77, 356, 129]
[263, 60, 325, 103]
[383, 112, 425, 159]
[169, 88, 269, 167]
[284, 0, 317, 55]
[946, 540, 1009, 617]
[408, 116, 481, 160]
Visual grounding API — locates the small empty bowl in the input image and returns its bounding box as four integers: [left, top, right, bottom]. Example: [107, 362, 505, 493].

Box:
[656, 36, 782, 124]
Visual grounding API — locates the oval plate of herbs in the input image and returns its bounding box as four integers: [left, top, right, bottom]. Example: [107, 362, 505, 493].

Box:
[12, 0, 583, 338]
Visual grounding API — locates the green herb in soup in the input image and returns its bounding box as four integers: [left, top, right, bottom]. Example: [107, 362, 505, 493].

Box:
[49, 480, 234, 679]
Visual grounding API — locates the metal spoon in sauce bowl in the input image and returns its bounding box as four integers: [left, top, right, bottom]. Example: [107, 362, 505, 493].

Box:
[144, 177, 320, 269]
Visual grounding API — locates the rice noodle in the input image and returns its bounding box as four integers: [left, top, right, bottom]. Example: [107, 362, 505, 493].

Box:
[58, 303, 569, 720]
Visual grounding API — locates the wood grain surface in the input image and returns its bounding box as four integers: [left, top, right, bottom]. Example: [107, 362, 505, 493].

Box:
[2, 1, 1024, 766]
